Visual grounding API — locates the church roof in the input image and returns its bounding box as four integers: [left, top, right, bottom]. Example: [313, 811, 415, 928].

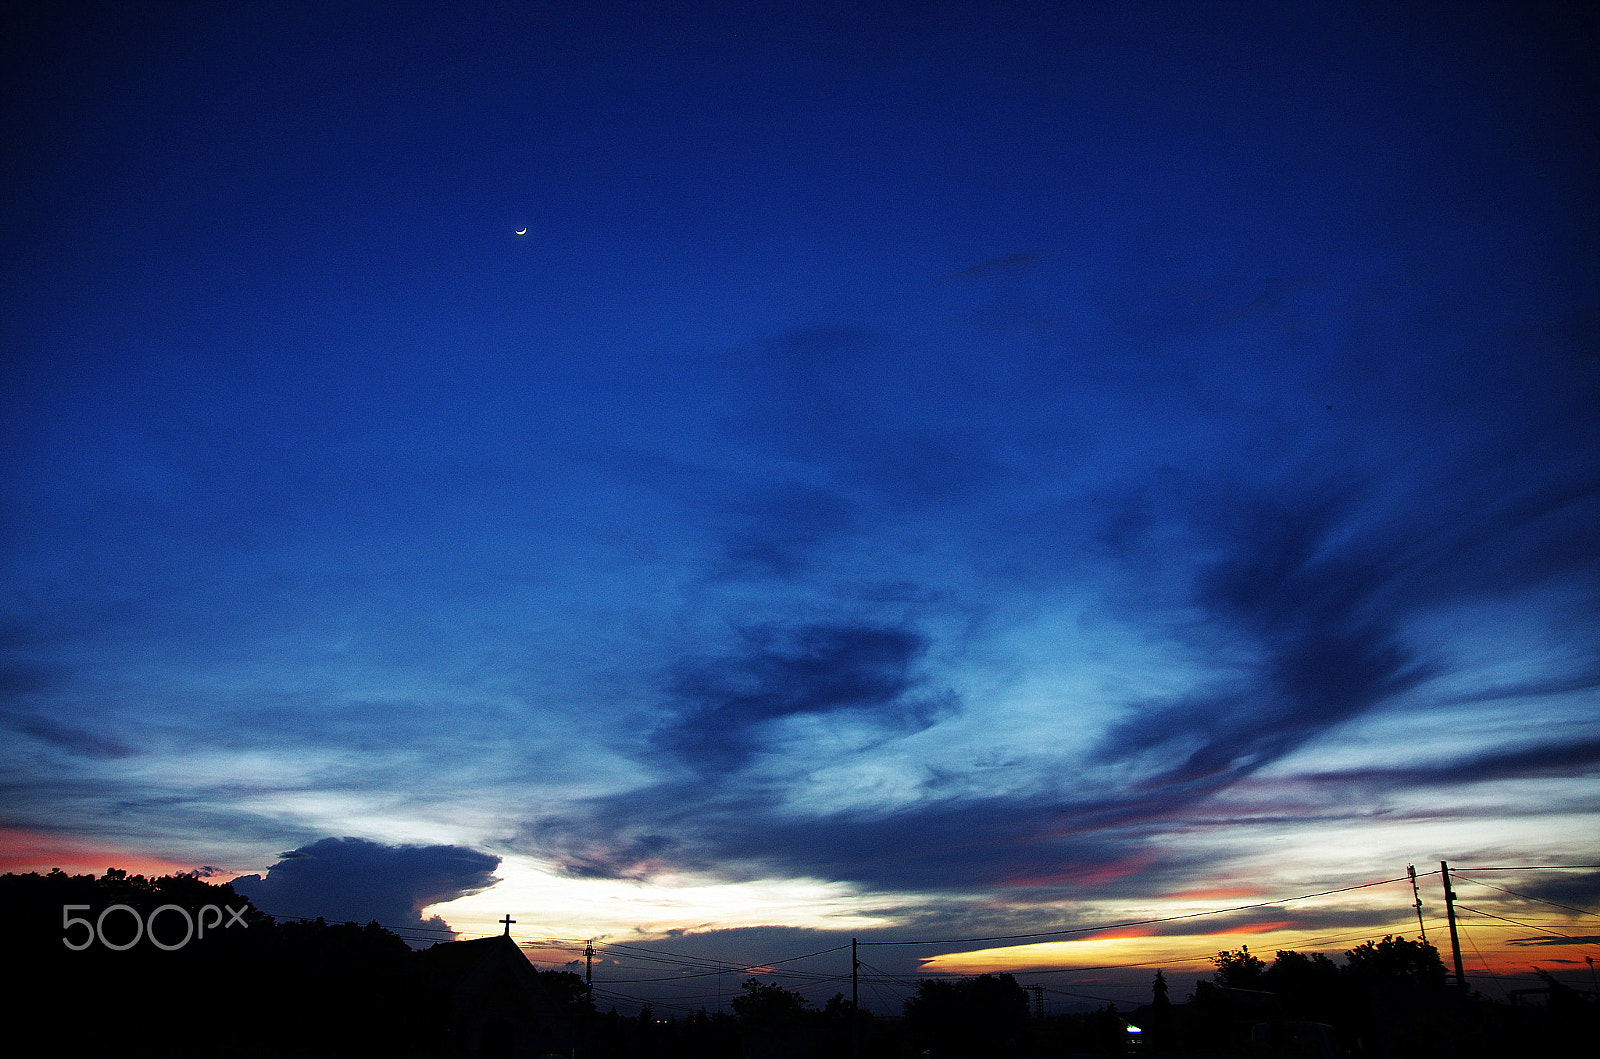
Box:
[420, 932, 574, 1019]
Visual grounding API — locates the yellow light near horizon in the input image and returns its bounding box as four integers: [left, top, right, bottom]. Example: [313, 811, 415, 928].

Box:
[917, 919, 1420, 978]
[424, 852, 905, 954]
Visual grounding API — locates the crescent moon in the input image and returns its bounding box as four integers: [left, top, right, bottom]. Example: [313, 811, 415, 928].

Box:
[515, 228, 527, 235]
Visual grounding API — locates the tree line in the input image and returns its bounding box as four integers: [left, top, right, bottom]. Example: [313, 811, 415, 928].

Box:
[6, 868, 1593, 1057]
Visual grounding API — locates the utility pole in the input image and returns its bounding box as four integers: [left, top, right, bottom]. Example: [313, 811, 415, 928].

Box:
[852, 937, 859, 1011]
[1407, 864, 1427, 941]
[582, 937, 596, 1059]
[851, 938, 860, 1059]
[1028, 983, 1046, 1019]
[1441, 861, 1468, 991]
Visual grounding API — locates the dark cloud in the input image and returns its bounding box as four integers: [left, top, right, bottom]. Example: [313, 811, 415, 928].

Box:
[6, 714, 138, 759]
[938, 252, 1039, 283]
[1296, 737, 1600, 791]
[1092, 486, 1433, 789]
[1092, 442, 1600, 794]
[231, 836, 499, 940]
[1439, 670, 1600, 709]
[691, 795, 1169, 894]
[1453, 869, 1600, 919]
[530, 777, 1208, 900]
[654, 621, 941, 775]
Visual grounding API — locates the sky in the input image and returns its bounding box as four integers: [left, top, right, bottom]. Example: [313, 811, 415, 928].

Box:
[3, 0, 1598, 1014]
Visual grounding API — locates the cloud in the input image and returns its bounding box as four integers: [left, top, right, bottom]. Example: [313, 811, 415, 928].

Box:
[1090, 485, 1433, 790]
[938, 253, 1039, 283]
[0, 651, 137, 759]
[1459, 869, 1600, 919]
[231, 836, 500, 939]
[1090, 435, 1600, 790]
[1508, 935, 1600, 947]
[6, 714, 139, 759]
[654, 621, 943, 776]
[1296, 737, 1600, 791]
[523, 311, 1600, 903]
[529, 774, 1211, 900]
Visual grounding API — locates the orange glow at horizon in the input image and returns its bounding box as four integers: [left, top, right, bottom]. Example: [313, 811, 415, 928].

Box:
[0, 826, 200, 879]
[1081, 926, 1157, 942]
[1226, 920, 1295, 936]
[917, 913, 1589, 989]
[1167, 887, 1267, 902]
[1004, 855, 1158, 889]
[919, 917, 1422, 977]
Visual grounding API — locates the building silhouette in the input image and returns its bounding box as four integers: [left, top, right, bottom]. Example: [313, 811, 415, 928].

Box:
[421, 933, 581, 1059]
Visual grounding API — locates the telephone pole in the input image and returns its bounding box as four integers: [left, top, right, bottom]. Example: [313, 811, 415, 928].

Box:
[852, 937, 859, 1011]
[1441, 861, 1468, 991]
[851, 938, 860, 1059]
[1407, 864, 1427, 941]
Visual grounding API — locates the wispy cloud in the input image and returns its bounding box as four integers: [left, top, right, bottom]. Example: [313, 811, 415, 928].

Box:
[7, 714, 138, 759]
[655, 621, 943, 775]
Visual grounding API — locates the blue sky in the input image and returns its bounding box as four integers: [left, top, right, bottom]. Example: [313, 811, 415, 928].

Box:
[4, 0, 1598, 1011]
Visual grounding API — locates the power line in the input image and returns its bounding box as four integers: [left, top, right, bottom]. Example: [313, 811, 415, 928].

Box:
[1454, 904, 1600, 945]
[596, 939, 847, 972]
[1448, 876, 1599, 919]
[1455, 918, 1510, 1002]
[590, 939, 850, 986]
[1452, 870, 1600, 876]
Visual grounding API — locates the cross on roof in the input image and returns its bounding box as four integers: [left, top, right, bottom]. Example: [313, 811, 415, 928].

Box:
[501, 914, 515, 937]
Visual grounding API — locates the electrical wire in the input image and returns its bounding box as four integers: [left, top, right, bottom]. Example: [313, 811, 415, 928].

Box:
[1448, 875, 1599, 919]
[1453, 904, 1600, 947]
[1452, 870, 1600, 876]
[1455, 917, 1509, 1001]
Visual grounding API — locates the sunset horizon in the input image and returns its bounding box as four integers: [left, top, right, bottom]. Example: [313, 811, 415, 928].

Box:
[5, 0, 1597, 1027]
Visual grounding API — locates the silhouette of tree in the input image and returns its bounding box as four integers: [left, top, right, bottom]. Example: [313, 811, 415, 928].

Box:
[1211, 945, 1267, 989]
[538, 967, 597, 1014]
[1146, 969, 1175, 1051]
[1340, 936, 1454, 1058]
[1343, 934, 1448, 987]
[731, 977, 811, 1028]
[1263, 948, 1341, 1022]
[905, 973, 1030, 1059]
[731, 978, 813, 1059]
